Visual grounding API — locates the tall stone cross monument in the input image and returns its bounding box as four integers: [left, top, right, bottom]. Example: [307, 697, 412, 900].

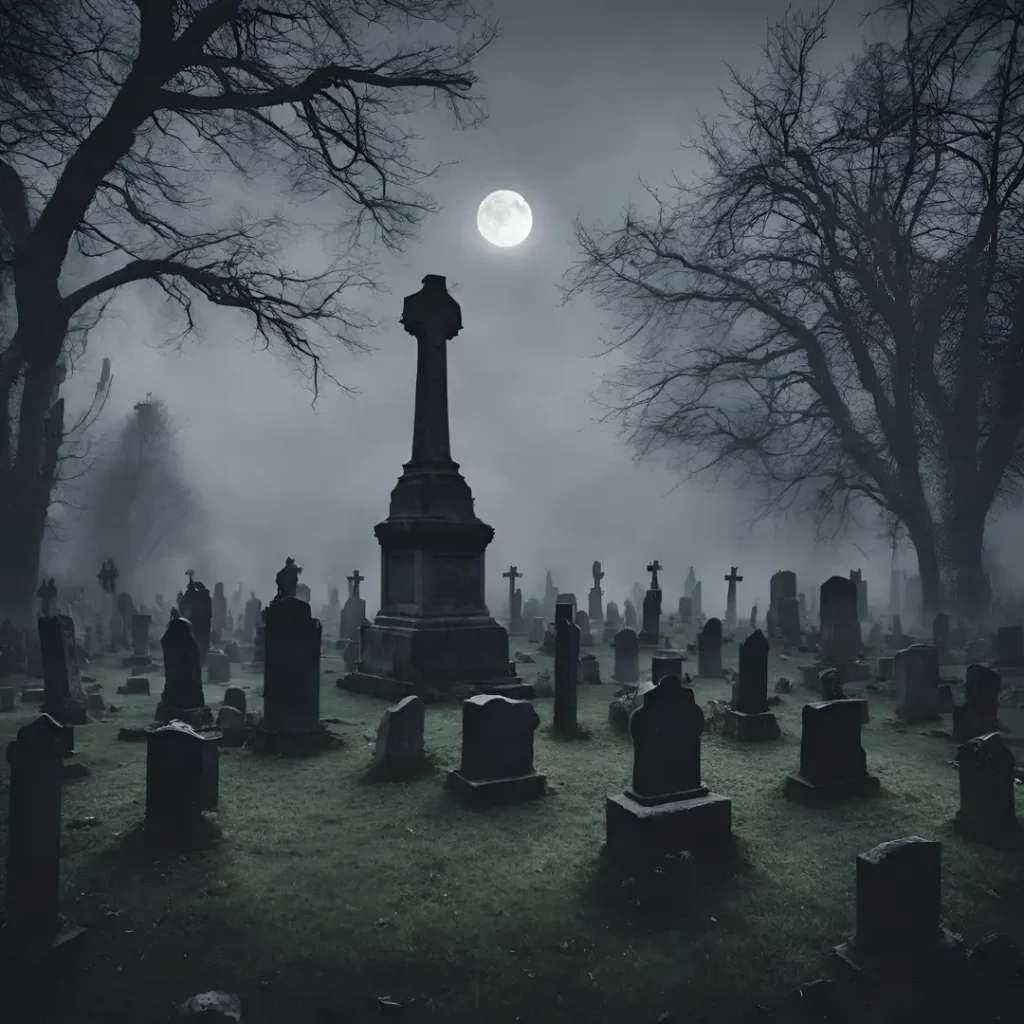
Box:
[724, 566, 743, 627]
[343, 275, 527, 700]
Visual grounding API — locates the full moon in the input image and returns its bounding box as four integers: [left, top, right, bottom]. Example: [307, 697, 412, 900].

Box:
[476, 190, 533, 247]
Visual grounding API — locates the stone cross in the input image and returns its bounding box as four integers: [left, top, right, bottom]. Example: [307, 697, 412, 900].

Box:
[646, 560, 662, 590]
[185, 569, 195, 585]
[724, 566, 743, 625]
[402, 274, 462, 465]
[347, 570, 364, 599]
[592, 561, 604, 588]
[503, 565, 522, 614]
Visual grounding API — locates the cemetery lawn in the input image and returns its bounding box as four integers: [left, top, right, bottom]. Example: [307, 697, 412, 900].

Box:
[2, 639, 1024, 1024]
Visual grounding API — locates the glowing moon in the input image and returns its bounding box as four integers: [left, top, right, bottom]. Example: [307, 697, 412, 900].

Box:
[476, 190, 533, 247]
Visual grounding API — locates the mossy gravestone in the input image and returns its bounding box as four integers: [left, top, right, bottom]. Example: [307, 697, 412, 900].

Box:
[372, 695, 425, 779]
[606, 676, 732, 863]
[956, 732, 1017, 838]
[952, 664, 1000, 743]
[157, 616, 205, 721]
[448, 694, 545, 806]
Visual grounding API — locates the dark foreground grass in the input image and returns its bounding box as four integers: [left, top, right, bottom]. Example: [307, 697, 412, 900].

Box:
[1, 635, 1023, 1024]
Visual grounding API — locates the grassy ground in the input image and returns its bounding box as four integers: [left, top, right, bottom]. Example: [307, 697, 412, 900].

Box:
[1, 631, 1023, 1024]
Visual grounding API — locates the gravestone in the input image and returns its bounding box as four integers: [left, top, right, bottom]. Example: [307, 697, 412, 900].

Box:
[691, 580, 703, 619]
[448, 695, 545, 805]
[243, 593, 261, 640]
[724, 566, 743, 627]
[212, 583, 227, 635]
[206, 650, 231, 684]
[605, 677, 732, 862]
[769, 571, 800, 644]
[222, 686, 246, 714]
[724, 630, 780, 740]
[894, 644, 946, 723]
[820, 576, 865, 673]
[786, 700, 879, 803]
[372, 695, 425, 779]
[639, 560, 662, 646]
[527, 616, 546, 643]
[179, 577, 213, 665]
[613, 628, 640, 683]
[750, 605, 758, 630]
[4, 714, 84, 955]
[553, 602, 581, 735]
[588, 560, 604, 623]
[539, 623, 556, 655]
[574, 609, 594, 648]
[39, 615, 87, 726]
[145, 721, 219, 840]
[253, 596, 328, 753]
[849, 569, 868, 621]
[697, 618, 723, 677]
[952, 664, 1001, 743]
[579, 654, 601, 684]
[955, 732, 1017, 838]
[126, 612, 153, 667]
[834, 837, 961, 971]
[623, 600, 637, 630]
[157, 617, 205, 721]
[677, 597, 693, 625]
[651, 653, 684, 685]
[115, 592, 136, 647]
[556, 592, 578, 618]
[522, 597, 541, 623]
[503, 565, 525, 634]
[994, 625, 1024, 669]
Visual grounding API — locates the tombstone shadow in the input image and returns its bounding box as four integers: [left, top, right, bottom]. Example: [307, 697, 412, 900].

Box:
[540, 722, 592, 743]
[581, 834, 752, 931]
[950, 814, 1024, 851]
[113, 816, 224, 864]
[360, 750, 440, 785]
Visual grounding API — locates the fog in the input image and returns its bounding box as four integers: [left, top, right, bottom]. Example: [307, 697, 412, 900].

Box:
[47, 0, 1024, 617]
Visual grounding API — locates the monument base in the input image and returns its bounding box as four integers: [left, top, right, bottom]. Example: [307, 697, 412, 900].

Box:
[251, 723, 334, 756]
[447, 769, 546, 807]
[339, 671, 533, 702]
[637, 631, 659, 648]
[723, 708, 781, 741]
[605, 789, 732, 863]
[833, 926, 964, 978]
[785, 771, 880, 805]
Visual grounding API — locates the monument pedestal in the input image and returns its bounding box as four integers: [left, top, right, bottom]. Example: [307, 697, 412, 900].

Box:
[723, 708, 780, 741]
[637, 631, 659, 648]
[785, 770, 880, 805]
[447, 768, 546, 807]
[833, 926, 964, 977]
[605, 787, 732, 863]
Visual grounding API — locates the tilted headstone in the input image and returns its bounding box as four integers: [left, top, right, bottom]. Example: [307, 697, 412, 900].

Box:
[697, 617, 723, 677]
[39, 615, 87, 725]
[955, 732, 1017, 837]
[894, 644, 944, 723]
[449, 694, 545, 804]
[372, 695, 425, 779]
[613, 628, 640, 683]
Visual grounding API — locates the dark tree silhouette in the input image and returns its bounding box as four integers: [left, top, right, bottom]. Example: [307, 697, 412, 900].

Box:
[566, 0, 1024, 622]
[0, 0, 496, 625]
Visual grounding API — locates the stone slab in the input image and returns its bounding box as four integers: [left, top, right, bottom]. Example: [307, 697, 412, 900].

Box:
[833, 926, 964, 978]
[785, 771, 880, 806]
[605, 790, 732, 862]
[447, 769, 546, 807]
[723, 709, 781, 741]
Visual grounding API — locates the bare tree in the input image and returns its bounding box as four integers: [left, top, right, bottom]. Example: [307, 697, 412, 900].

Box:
[565, 0, 1024, 622]
[77, 395, 202, 592]
[0, 0, 496, 625]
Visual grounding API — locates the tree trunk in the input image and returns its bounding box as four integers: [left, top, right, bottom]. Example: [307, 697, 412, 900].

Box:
[942, 506, 991, 626]
[904, 512, 943, 622]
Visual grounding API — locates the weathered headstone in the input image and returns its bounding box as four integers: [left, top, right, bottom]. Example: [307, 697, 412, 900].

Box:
[606, 677, 732, 862]
[574, 609, 594, 648]
[579, 654, 601, 684]
[994, 625, 1024, 668]
[623, 599, 637, 630]
[372, 695, 425, 779]
[179, 576, 213, 666]
[126, 612, 153, 667]
[834, 837, 960, 970]
[955, 732, 1017, 838]
[528, 616, 546, 643]
[503, 565, 525, 634]
[4, 714, 84, 954]
[222, 686, 246, 714]
[613, 628, 640, 683]
[651, 653, 684, 685]
[157, 617, 205, 720]
[639, 560, 662, 646]
[786, 700, 879, 803]
[697, 618, 723, 678]
[724, 566, 743, 627]
[145, 721, 219, 839]
[820, 576, 863, 667]
[243, 593, 261, 640]
[554, 602, 580, 735]
[952, 664, 1001, 742]
[725, 630, 780, 740]
[253, 596, 328, 753]
[39, 615, 87, 726]
[849, 569, 868, 621]
[678, 597, 693, 625]
[448, 695, 545, 805]
[894, 644, 946, 723]
[206, 650, 231, 684]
